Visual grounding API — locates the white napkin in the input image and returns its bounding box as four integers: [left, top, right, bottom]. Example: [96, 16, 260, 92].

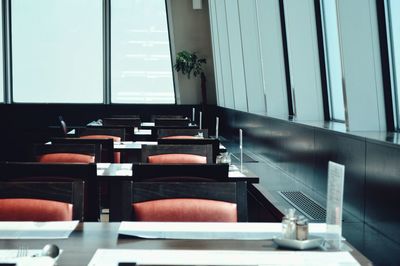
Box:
[17, 256, 55, 266]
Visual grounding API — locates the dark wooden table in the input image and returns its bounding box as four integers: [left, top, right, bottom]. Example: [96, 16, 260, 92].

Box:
[0, 222, 372, 266]
[96, 163, 260, 183]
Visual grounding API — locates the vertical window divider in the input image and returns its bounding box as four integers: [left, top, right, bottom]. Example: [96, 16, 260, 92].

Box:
[165, 0, 178, 104]
[278, 0, 294, 117]
[314, 0, 330, 121]
[3, 0, 12, 103]
[103, 0, 111, 104]
[377, 0, 395, 131]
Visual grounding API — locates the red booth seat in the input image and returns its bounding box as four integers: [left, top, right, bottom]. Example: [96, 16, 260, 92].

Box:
[148, 154, 206, 164]
[79, 135, 121, 163]
[38, 153, 94, 163]
[133, 198, 237, 222]
[0, 198, 73, 221]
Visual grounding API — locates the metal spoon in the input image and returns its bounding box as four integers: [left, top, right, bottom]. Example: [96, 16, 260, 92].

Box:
[32, 244, 60, 258]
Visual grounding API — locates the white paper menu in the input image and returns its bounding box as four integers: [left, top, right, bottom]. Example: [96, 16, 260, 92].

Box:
[0, 221, 78, 239]
[88, 249, 360, 266]
[326, 161, 345, 250]
[118, 222, 332, 240]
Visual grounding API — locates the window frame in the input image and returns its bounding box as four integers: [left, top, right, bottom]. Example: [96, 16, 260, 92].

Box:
[1, 0, 177, 105]
[109, 0, 176, 105]
[384, 0, 400, 130]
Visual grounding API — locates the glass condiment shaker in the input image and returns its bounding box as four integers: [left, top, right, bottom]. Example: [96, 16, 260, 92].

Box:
[221, 152, 231, 165]
[296, 216, 309, 240]
[282, 208, 297, 239]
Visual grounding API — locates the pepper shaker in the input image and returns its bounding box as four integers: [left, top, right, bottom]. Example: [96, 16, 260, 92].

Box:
[296, 216, 309, 240]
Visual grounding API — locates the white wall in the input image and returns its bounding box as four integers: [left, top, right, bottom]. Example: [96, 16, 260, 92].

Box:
[209, 0, 289, 117]
[283, 0, 324, 121]
[209, 0, 224, 106]
[337, 0, 386, 130]
[208, 0, 388, 131]
[256, 0, 288, 118]
[225, 0, 248, 112]
[214, 0, 235, 108]
[169, 0, 216, 105]
[237, 0, 266, 114]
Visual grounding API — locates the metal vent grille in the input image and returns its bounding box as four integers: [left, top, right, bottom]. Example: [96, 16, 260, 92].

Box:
[278, 191, 326, 221]
[231, 153, 258, 163]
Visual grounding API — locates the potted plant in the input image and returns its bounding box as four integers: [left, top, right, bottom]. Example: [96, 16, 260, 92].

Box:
[174, 50, 207, 105]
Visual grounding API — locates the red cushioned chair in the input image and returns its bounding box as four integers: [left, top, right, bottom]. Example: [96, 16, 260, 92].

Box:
[141, 144, 213, 164]
[112, 181, 248, 222]
[79, 135, 121, 163]
[33, 143, 98, 163]
[102, 117, 141, 128]
[0, 181, 84, 221]
[0, 162, 97, 222]
[77, 127, 125, 162]
[157, 138, 220, 163]
[154, 117, 191, 127]
[131, 163, 229, 182]
[147, 153, 207, 164]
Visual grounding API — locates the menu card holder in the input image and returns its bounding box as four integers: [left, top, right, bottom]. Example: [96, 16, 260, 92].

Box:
[325, 161, 345, 250]
[215, 117, 219, 139]
[239, 129, 243, 172]
[199, 112, 202, 129]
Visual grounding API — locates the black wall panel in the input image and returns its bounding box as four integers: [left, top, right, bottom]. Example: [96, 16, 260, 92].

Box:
[365, 141, 400, 245]
[314, 131, 365, 221]
[211, 106, 400, 264]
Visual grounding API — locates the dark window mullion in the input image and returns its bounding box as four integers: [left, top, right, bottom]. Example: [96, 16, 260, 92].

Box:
[103, 0, 111, 104]
[3, 0, 12, 103]
[378, 0, 396, 131]
[278, 0, 294, 117]
[314, 0, 330, 121]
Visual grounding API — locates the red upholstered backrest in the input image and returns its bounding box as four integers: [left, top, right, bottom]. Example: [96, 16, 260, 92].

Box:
[0, 198, 73, 221]
[147, 154, 207, 164]
[161, 135, 197, 139]
[79, 135, 121, 163]
[38, 153, 95, 163]
[132, 198, 237, 222]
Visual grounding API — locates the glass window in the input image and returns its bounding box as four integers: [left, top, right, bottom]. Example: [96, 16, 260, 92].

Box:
[111, 0, 175, 104]
[386, 0, 400, 129]
[11, 0, 103, 103]
[321, 0, 345, 121]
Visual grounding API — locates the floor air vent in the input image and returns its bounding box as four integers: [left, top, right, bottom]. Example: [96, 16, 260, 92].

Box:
[231, 153, 258, 163]
[278, 191, 326, 221]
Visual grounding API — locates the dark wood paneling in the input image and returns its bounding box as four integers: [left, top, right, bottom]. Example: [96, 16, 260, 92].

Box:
[314, 131, 366, 221]
[210, 106, 400, 265]
[277, 122, 315, 188]
[365, 141, 400, 245]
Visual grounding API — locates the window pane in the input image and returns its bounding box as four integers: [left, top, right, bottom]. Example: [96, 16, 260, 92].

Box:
[321, 0, 345, 121]
[387, 0, 400, 128]
[111, 0, 175, 104]
[12, 0, 103, 103]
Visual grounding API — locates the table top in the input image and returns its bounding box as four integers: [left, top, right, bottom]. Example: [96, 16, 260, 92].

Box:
[0, 222, 371, 266]
[113, 141, 227, 152]
[96, 163, 259, 183]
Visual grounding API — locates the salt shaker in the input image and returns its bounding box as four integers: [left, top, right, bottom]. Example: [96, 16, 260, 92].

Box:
[282, 208, 297, 239]
[296, 215, 309, 240]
